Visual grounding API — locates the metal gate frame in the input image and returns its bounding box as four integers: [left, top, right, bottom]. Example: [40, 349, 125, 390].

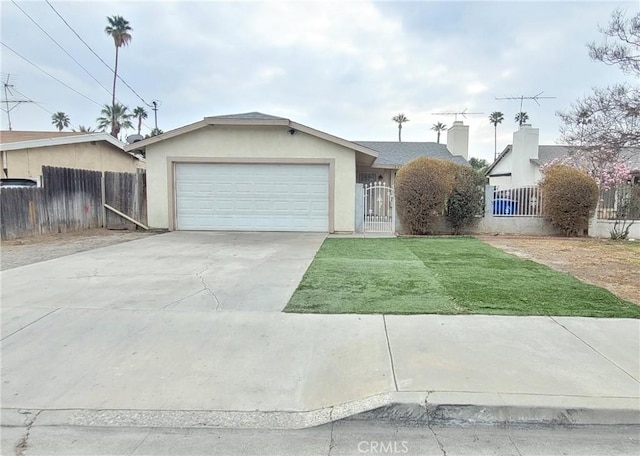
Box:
[363, 182, 395, 233]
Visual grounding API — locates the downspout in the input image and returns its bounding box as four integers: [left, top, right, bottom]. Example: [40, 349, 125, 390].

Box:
[2, 150, 8, 177]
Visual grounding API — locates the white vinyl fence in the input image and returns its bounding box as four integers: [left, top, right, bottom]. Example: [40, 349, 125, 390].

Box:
[490, 186, 544, 217]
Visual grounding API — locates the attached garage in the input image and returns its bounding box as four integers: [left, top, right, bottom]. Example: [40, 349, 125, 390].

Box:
[127, 112, 378, 233]
[174, 162, 329, 231]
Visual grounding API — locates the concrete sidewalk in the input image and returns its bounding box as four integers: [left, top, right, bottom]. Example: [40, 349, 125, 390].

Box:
[2, 310, 638, 429]
[1, 232, 639, 431]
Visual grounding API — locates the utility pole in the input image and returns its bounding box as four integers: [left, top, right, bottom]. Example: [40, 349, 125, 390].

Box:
[431, 108, 484, 121]
[150, 99, 161, 130]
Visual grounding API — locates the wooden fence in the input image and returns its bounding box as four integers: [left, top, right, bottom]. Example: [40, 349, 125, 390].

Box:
[105, 171, 146, 230]
[1, 166, 146, 240]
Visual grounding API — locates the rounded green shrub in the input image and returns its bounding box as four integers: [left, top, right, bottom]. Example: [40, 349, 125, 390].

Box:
[446, 167, 485, 234]
[395, 158, 457, 234]
[540, 165, 599, 236]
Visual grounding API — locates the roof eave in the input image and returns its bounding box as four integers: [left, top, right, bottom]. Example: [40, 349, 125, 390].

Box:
[1, 132, 126, 152]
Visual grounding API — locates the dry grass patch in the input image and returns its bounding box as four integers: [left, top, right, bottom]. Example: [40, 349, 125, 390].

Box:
[477, 236, 640, 305]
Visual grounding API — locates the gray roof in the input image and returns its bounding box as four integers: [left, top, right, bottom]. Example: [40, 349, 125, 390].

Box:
[535, 145, 640, 171]
[489, 144, 640, 175]
[355, 141, 469, 167]
[207, 112, 288, 121]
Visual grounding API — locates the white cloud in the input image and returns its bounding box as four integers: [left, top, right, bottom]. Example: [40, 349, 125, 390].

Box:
[0, 0, 635, 161]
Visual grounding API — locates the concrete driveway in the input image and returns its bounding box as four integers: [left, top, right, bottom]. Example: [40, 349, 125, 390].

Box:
[1, 231, 326, 313]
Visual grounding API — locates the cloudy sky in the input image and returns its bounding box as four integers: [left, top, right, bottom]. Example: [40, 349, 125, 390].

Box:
[0, 0, 636, 162]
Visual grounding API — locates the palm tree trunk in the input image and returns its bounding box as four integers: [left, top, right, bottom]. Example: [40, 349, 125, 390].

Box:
[437, 131, 440, 143]
[398, 125, 402, 142]
[137, 117, 142, 135]
[111, 46, 119, 137]
[494, 125, 497, 160]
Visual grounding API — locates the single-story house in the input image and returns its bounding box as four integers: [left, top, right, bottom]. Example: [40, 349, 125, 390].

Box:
[486, 124, 640, 187]
[125, 112, 470, 233]
[1, 130, 144, 184]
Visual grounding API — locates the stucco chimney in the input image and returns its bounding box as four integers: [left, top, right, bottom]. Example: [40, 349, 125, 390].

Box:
[511, 124, 539, 186]
[446, 121, 469, 160]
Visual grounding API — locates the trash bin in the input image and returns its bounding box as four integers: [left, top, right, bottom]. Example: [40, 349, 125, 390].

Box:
[493, 198, 518, 215]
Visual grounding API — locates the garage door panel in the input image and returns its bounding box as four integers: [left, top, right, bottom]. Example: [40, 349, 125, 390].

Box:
[175, 163, 329, 231]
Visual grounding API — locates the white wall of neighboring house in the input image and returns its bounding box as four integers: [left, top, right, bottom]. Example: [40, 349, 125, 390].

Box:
[488, 124, 541, 188]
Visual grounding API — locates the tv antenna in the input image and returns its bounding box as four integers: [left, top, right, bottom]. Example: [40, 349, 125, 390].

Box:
[1, 74, 36, 130]
[431, 108, 484, 121]
[495, 91, 556, 113]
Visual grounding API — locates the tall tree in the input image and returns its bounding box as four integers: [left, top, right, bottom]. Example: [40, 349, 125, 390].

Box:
[558, 9, 639, 178]
[51, 112, 70, 131]
[133, 106, 148, 135]
[392, 113, 409, 142]
[105, 15, 133, 137]
[431, 121, 447, 143]
[96, 103, 133, 139]
[468, 157, 489, 171]
[515, 112, 529, 127]
[587, 9, 640, 75]
[488, 111, 504, 160]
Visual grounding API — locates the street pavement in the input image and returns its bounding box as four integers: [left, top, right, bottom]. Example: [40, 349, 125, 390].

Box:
[1, 232, 639, 455]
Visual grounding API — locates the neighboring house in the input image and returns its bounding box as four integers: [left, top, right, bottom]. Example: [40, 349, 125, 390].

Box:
[486, 124, 640, 187]
[0, 131, 144, 183]
[125, 112, 470, 233]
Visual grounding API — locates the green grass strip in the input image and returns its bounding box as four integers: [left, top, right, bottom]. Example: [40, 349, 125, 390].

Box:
[285, 237, 640, 318]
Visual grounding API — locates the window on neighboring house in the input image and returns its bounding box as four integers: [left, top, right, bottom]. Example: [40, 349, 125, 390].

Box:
[357, 172, 377, 184]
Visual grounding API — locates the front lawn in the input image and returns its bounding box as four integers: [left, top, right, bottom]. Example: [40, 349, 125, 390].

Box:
[284, 237, 640, 317]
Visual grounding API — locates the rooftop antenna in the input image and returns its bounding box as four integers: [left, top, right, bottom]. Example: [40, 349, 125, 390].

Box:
[1, 74, 35, 131]
[431, 108, 484, 122]
[494, 91, 556, 114]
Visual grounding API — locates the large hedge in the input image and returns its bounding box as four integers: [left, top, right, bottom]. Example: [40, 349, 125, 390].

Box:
[395, 158, 458, 234]
[540, 165, 599, 236]
[446, 167, 485, 234]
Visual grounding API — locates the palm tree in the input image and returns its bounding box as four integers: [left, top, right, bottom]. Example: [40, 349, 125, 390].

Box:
[105, 15, 133, 137]
[96, 103, 133, 139]
[431, 121, 447, 143]
[392, 113, 409, 142]
[132, 106, 148, 135]
[73, 125, 95, 133]
[488, 111, 504, 160]
[51, 112, 70, 131]
[515, 112, 529, 127]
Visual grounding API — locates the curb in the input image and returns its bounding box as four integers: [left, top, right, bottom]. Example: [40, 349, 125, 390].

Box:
[3, 392, 638, 430]
[346, 402, 640, 427]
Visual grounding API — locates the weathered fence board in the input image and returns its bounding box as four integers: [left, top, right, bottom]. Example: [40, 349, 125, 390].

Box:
[1, 166, 145, 240]
[104, 171, 146, 230]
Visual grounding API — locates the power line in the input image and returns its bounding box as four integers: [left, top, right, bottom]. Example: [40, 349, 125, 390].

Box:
[11, 86, 138, 141]
[1, 42, 102, 108]
[45, 0, 152, 108]
[1, 41, 102, 106]
[10, 0, 112, 98]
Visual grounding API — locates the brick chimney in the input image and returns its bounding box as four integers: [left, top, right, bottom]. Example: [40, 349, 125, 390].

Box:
[446, 121, 469, 160]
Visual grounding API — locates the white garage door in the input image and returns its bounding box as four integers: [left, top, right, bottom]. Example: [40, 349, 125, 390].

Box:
[175, 163, 329, 231]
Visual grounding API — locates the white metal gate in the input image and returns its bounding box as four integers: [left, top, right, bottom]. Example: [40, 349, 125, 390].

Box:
[363, 183, 395, 233]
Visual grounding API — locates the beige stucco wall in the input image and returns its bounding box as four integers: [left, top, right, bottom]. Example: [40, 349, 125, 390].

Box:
[3, 142, 141, 178]
[145, 125, 357, 232]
